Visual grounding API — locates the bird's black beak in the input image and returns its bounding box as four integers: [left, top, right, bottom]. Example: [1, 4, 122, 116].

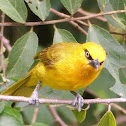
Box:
[89, 57, 100, 71]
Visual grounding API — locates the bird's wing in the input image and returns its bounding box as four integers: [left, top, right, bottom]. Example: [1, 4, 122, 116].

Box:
[1, 73, 31, 95]
[34, 43, 66, 66]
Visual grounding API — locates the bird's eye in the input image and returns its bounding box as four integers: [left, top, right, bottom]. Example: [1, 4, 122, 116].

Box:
[100, 61, 104, 65]
[84, 49, 93, 60]
[85, 51, 90, 58]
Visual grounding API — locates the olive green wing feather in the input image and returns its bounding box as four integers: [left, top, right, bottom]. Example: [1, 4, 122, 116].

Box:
[34, 43, 66, 66]
[1, 73, 31, 95]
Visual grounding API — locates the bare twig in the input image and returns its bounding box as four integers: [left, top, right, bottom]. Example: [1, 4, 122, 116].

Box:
[85, 88, 99, 98]
[68, 21, 88, 35]
[108, 104, 111, 111]
[116, 115, 126, 125]
[85, 88, 126, 115]
[85, 104, 90, 110]
[51, 8, 89, 26]
[78, 8, 107, 22]
[1, 34, 12, 54]
[1, 95, 126, 105]
[111, 103, 126, 114]
[110, 31, 126, 36]
[0, 13, 5, 74]
[50, 8, 88, 35]
[0, 13, 8, 88]
[48, 105, 67, 126]
[31, 107, 39, 124]
[0, 10, 125, 26]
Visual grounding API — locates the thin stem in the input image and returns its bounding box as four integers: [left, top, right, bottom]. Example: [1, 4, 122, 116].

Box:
[68, 21, 88, 35]
[51, 8, 89, 26]
[0, 13, 5, 74]
[0, 13, 8, 88]
[31, 107, 39, 124]
[108, 104, 111, 111]
[85, 88, 126, 114]
[111, 103, 126, 114]
[78, 8, 107, 22]
[30, 26, 33, 32]
[50, 8, 87, 35]
[116, 115, 126, 125]
[0, 10, 125, 26]
[2, 34, 12, 54]
[85, 104, 90, 110]
[110, 31, 126, 36]
[48, 105, 67, 126]
[85, 88, 99, 98]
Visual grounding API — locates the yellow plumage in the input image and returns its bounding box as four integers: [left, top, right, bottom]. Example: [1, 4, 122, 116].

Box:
[2, 42, 106, 97]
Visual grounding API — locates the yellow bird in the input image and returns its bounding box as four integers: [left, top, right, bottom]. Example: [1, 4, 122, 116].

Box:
[2, 42, 107, 112]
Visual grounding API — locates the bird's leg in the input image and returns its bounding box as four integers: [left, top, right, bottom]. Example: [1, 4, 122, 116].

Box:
[29, 81, 41, 106]
[70, 91, 84, 112]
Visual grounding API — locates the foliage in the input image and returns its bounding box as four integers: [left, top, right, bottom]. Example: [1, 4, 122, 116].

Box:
[0, 0, 126, 125]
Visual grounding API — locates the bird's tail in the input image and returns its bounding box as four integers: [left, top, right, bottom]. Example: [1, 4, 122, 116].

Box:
[1, 71, 39, 97]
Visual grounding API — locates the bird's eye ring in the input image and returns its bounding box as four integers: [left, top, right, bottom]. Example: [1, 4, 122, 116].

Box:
[84, 49, 93, 60]
[100, 61, 104, 65]
[85, 51, 90, 58]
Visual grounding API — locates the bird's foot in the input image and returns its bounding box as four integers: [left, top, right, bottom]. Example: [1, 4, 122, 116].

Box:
[29, 81, 41, 106]
[29, 90, 39, 106]
[72, 93, 84, 112]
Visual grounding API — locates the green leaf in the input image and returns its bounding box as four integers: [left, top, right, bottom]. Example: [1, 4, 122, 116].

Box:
[60, 0, 83, 15]
[87, 24, 126, 97]
[97, 0, 126, 30]
[119, 68, 126, 84]
[32, 122, 50, 126]
[6, 31, 38, 78]
[0, 101, 5, 114]
[0, 0, 27, 23]
[25, 0, 51, 21]
[3, 105, 23, 123]
[53, 28, 77, 44]
[0, 105, 24, 126]
[0, 113, 23, 126]
[72, 109, 86, 123]
[98, 111, 116, 126]
[88, 68, 117, 98]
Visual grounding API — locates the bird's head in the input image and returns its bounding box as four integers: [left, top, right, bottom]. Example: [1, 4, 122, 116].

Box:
[82, 42, 107, 71]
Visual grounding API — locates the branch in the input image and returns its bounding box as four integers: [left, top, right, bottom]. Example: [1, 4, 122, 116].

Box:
[78, 8, 107, 22]
[110, 31, 126, 36]
[50, 8, 89, 26]
[49, 8, 88, 35]
[0, 10, 125, 26]
[1, 95, 126, 105]
[31, 107, 39, 124]
[0, 13, 8, 88]
[48, 105, 67, 126]
[0, 13, 5, 74]
[85, 88, 126, 114]
[0, 33, 12, 54]
[111, 103, 126, 114]
[116, 115, 126, 125]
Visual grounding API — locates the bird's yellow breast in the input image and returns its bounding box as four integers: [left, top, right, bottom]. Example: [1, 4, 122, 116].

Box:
[2, 42, 106, 98]
[35, 61, 104, 91]
[34, 42, 106, 91]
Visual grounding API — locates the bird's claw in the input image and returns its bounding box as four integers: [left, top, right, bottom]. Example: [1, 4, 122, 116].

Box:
[73, 93, 84, 112]
[29, 90, 39, 106]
